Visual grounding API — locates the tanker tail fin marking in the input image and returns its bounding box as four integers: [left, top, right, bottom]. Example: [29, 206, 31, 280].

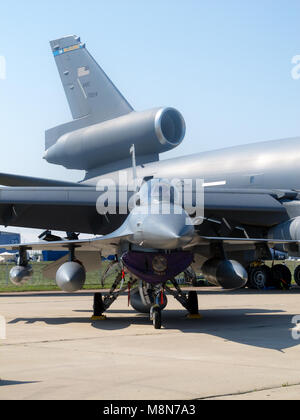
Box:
[50, 35, 133, 121]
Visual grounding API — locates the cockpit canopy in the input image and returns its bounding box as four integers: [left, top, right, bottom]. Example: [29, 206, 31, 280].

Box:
[138, 179, 181, 206]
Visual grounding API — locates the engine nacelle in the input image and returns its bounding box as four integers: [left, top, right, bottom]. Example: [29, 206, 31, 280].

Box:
[56, 262, 86, 292]
[44, 108, 186, 171]
[269, 217, 300, 256]
[201, 259, 248, 290]
[9, 265, 33, 286]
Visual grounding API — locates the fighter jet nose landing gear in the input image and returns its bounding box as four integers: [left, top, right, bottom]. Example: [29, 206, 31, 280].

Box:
[151, 305, 162, 330]
[148, 285, 168, 330]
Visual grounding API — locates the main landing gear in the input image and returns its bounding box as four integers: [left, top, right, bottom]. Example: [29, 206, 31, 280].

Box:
[165, 278, 201, 319]
[91, 271, 137, 321]
[294, 266, 300, 287]
[247, 263, 292, 290]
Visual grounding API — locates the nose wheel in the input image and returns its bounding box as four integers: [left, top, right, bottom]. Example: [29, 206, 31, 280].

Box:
[150, 305, 162, 329]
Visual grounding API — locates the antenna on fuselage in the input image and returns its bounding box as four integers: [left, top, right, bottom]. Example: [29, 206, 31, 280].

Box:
[130, 144, 137, 181]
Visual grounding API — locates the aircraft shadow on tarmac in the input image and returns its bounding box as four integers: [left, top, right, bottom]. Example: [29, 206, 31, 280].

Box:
[8, 306, 300, 352]
[0, 380, 40, 387]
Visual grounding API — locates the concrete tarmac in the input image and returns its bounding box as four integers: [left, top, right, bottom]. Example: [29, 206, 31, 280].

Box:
[1, 287, 300, 400]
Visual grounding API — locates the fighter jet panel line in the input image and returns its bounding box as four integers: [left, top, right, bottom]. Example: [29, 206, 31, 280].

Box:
[2, 35, 300, 329]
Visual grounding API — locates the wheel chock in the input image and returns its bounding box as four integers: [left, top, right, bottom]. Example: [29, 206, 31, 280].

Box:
[186, 313, 203, 320]
[91, 315, 107, 321]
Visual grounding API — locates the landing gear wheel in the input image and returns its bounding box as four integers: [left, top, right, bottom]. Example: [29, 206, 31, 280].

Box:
[247, 265, 271, 289]
[271, 265, 291, 290]
[92, 292, 105, 320]
[152, 307, 162, 330]
[294, 266, 300, 287]
[187, 291, 199, 315]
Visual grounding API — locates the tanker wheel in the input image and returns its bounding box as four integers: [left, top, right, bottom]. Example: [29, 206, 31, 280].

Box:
[152, 307, 162, 330]
[294, 266, 300, 287]
[270, 264, 291, 290]
[247, 265, 271, 290]
[187, 291, 199, 315]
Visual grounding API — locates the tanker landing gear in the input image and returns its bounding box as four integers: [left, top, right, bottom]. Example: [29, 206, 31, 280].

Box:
[294, 266, 300, 287]
[165, 278, 201, 319]
[247, 263, 292, 290]
[270, 264, 291, 290]
[247, 264, 271, 289]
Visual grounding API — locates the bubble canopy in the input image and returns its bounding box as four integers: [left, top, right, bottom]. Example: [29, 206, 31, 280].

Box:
[138, 179, 181, 206]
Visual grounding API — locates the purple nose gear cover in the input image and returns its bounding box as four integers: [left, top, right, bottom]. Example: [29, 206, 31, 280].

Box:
[122, 251, 194, 284]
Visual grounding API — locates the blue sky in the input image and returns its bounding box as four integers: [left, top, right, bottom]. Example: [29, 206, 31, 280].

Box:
[1, 0, 300, 240]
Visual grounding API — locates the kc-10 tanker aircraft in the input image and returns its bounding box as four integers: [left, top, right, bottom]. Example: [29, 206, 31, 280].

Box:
[2, 35, 300, 328]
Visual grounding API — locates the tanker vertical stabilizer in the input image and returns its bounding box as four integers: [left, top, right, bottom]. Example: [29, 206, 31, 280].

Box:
[45, 35, 133, 150]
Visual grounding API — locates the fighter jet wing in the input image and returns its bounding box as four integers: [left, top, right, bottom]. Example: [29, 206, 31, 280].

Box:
[0, 186, 126, 234]
[1, 224, 134, 257]
[3, 216, 300, 254]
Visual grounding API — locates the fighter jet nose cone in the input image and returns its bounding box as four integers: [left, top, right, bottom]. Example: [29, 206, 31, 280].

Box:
[136, 211, 195, 250]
